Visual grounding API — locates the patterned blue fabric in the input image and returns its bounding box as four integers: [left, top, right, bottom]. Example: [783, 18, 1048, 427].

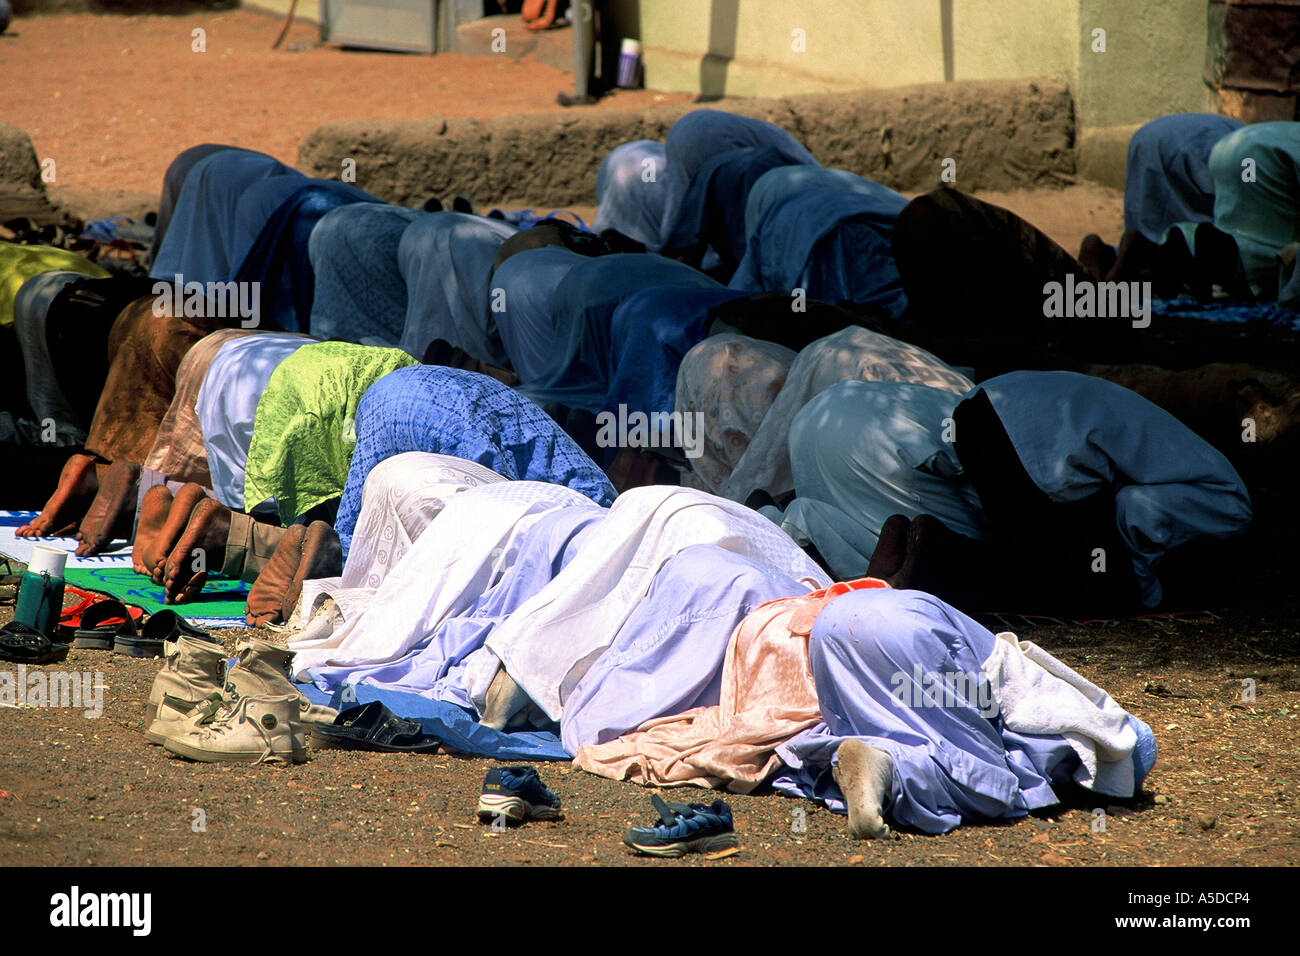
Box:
[517, 253, 723, 414]
[307, 203, 423, 345]
[730, 184, 909, 316]
[335, 365, 616, 553]
[150, 148, 304, 283]
[236, 181, 381, 334]
[1152, 296, 1300, 332]
[1124, 113, 1242, 243]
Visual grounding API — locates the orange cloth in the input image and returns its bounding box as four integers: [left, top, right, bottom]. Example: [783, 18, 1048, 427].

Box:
[573, 578, 888, 792]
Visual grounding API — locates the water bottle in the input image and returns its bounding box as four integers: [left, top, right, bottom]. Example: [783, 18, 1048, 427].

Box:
[15, 545, 67, 637]
[617, 38, 643, 89]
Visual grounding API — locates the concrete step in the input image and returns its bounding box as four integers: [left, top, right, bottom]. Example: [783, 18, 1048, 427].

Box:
[456, 14, 572, 72]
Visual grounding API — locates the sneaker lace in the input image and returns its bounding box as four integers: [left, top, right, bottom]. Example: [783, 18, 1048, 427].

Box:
[249, 712, 283, 766]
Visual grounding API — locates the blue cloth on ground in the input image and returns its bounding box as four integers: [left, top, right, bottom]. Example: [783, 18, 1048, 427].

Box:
[151, 148, 303, 283]
[977, 370, 1253, 606]
[592, 140, 669, 250]
[1124, 113, 1243, 243]
[334, 364, 616, 554]
[397, 212, 518, 363]
[773, 588, 1156, 833]
[730, 185, 909, 315]
[518, 253, 723, 414]
[325, 683, 570, 761]
[601, 285, 751, 420]
[1152, 296, 1300, 332]
[490, 246, 588, 382]
[235, 180, 381, 333]
[307, 203, 424, 346]
[485, 209, 589, 231]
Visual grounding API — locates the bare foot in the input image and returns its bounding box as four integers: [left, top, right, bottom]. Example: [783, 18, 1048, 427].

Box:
[133, 485, 173, 575]
[16, 453, 99, 538]
[833, 739, 895, 839]
[244, 524, 307, 626]
[163, 497, 232, 604]
[1078, 233, 1117, 282]
[281, 520, 343, 623]
[74, 460, 141, 556]
[146, 483, 208, 584]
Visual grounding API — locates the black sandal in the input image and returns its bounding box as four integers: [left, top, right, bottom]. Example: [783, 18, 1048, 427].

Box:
[72, 599, 137, 650]
[313, 702, 442, 754]
[115, 609, 218, 658]
[0, 622, 71, 665]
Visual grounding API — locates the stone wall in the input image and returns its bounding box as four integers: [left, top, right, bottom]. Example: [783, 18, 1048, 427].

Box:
[298, 76, 1076, 208]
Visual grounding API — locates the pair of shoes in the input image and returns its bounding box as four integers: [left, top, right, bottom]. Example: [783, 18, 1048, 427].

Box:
[117, 607, 215, 658]
[623, 795, 740, 858]
[145, 634, 336, 751]
[477, 766, 562, 824]
[71, 598, 140, 650]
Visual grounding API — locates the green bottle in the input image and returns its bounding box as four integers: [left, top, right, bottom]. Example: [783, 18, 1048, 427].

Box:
[14, 545, 67, 637]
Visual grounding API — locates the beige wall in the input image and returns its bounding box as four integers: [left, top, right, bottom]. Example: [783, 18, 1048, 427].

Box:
[625, 0, 1218, 187]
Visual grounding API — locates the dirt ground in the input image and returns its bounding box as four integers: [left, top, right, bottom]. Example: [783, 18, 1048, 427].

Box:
[1, 10, 1122, 253]
[0, 10, 694, 218]
[1, 539, 1297, 869]
[0, 11, 1296, 870]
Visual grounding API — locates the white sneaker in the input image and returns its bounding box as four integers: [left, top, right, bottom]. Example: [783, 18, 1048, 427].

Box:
[163, 693, 307, 765]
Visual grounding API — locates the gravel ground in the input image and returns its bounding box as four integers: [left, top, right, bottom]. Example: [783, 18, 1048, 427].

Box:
[2, 543, 1297, 868]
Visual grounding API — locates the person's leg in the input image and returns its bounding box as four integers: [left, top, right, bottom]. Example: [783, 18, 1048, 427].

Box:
[15, 452, 99, 538]
[144, 482, 209, 583]
[808, 588, 1031, 835]
[133, 485, 173, 575]
[163, 497, 233, 603]
[245, 524, 307, 625]
[74, 459, 141, 556]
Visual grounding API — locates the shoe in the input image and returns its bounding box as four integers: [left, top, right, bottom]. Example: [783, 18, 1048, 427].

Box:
[144, 635, 227, 739]
[227, 637, 338, 725]
[163, 693, 307, 765]
[622, 795, 739, 858]
[477, 766, 562, 823]
[147, 690, 228, 746]
[119, 608, 216, 658]
[72, 599, 137, 650]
